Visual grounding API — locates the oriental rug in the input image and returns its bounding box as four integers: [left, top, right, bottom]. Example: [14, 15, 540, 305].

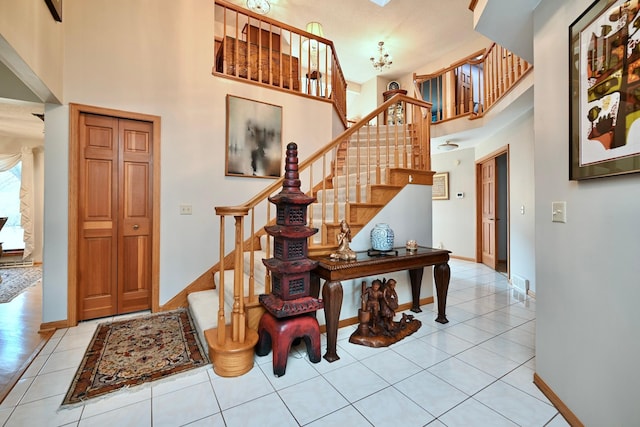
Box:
[0, 266, 41, 303]
[61, 309, 208, 406]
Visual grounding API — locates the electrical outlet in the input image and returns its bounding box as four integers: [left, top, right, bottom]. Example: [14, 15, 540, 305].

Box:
[180, 204, 192, 215]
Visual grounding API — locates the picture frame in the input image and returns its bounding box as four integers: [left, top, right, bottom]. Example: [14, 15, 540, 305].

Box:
[44, 0, 62, 22]
[225, 95, 283, 178]
[569, 0, 640, 180]
[432, 172, 449, 200]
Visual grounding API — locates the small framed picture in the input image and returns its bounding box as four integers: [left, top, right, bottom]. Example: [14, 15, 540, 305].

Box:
[432, 172, 449, 200]
[225, 95, 283, 178]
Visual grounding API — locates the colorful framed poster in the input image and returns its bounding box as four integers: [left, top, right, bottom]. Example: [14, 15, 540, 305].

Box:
[570, 0, 640, 180]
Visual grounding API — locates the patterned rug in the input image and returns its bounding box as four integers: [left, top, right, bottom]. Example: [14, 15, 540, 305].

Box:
[0, 266, 41, 303]
[61, 309, 209, 406]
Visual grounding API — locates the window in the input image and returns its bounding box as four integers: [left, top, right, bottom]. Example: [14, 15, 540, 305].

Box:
[0, 162, 24, 250]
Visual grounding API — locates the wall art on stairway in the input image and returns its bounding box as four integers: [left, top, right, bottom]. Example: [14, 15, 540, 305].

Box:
[225, 95, 283, 179]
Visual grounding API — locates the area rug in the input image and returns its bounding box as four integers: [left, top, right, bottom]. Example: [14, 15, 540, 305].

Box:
[61, 309, 209, 407]
[0, 266, 41, 303]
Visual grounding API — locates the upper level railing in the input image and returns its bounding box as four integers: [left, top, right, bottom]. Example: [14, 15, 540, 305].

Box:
[213, 0, 348, 126]
[414, 43, 532, 123]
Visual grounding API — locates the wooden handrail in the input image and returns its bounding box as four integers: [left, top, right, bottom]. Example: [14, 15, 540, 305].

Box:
[414, 43, 531, 123]
[213, 0, 348, 126]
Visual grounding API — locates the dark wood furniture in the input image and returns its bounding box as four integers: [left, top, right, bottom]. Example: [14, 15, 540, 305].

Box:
[310, 246, 451, 362]
[215, 36, 300, 91]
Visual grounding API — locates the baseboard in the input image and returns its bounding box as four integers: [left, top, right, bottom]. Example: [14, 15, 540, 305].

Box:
[527, 289, 536, 298]
[39, 319, 70, 333]
[450, 254, 475, 262]
[533, 372, 584, 427]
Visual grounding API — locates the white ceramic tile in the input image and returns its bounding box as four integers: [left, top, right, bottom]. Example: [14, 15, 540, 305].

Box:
[395, 370, 469, 417]
[80, 384, 151, 419]
[474, 380, 558, 426]
[278, 376, 349, 425]
[209, 365, 274, 410]
[151, 367, 210, 397]
[500, 364, 551, 405]
[438, 397, 518, 426]
[337, 339, 390, 361]
[53, 332, 94, 353]
[354, 385, 435, 427]
[39, 347, 85, 374]
[455, 346, 520, 378]
[463, 316, 513, 335]
[501, 326, 536, 349]
[482, 310, 529, 327]
[309, 344, 358, 375]
[79, 399, 151, 426]
[259, 354, 320, 390]
[20, 353, 47, 378]
[222, 392, 299, 427]
[305, 405, 373, 427]
[184, 412, 225, 426]
[39, 335, 62, 356]
[479, 335, 535, 364]
[4, 394, 82, 427]
[152, 381, 220, 427]
[0, 376, 33, 408]
[0, 407, 12, 425]
[546, 413, 572, 426]
[443, 322, 495, 345]
[360, 349, 422, 384]
[20, 367, 76, 404]
[427, 357, 497, 396]
[421, 331, 475, 355]
[391, 338, 450, 369]
[322, 361, 389, 402]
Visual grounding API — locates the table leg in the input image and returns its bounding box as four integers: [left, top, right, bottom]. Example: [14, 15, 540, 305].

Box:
[321, 280, 343, 362]
[434, 262, 450, 324]
[408, 268, 424, 313]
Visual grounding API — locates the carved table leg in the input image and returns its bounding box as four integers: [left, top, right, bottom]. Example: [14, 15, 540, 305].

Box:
[322, 280, 343, 362]
[433, 262, 450, 324]
[408, 268, 424, 313]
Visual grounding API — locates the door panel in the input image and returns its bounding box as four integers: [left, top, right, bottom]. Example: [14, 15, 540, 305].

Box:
[78, 114, 119, 320]
[77, 114, 153, 320]
[118, 119, 153, 314]
[481, 159, 497, 269]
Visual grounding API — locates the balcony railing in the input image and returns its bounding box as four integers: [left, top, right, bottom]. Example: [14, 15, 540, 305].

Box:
[414, 43, 532, 123]
[213, 0, 348, 126]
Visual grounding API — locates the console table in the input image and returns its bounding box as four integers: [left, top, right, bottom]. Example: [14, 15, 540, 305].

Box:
[310, 246, 451, 362]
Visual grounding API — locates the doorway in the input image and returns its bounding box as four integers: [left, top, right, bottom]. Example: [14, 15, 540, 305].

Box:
[68, 104, 161, 325]
[476, 147, 509, 275]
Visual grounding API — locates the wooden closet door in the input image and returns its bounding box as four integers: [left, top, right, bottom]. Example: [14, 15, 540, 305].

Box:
[78, 114, 119, 320]
[117, 119, 153, 314]
[78, 114, 153, 320]
[481, 158, 497, 269]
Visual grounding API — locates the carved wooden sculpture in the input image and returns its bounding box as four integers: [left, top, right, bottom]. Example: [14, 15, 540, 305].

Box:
[349, 277, 421, 348]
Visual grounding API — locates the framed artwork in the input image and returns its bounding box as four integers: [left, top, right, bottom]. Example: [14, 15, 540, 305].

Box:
[432, 172, 449, 200]
[44, 0, 62, 22]
[569, 0, 640, 180]
[226, 95, 283, 178]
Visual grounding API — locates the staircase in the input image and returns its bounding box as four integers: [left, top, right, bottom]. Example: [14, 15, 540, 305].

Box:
[186, 94, 434, 374]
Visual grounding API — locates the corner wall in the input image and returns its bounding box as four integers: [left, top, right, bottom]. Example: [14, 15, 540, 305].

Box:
[534, 0, 640, 424]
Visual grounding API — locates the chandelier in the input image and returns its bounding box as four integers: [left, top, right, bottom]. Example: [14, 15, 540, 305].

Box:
[246, 0, 270, 14]
[370, 41, 392, 71]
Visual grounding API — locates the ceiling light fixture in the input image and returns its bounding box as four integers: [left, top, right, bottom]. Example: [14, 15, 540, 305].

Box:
[246, 0, 270, 15]
[438, 141, 459, 151]
[370, 41, 392, 72]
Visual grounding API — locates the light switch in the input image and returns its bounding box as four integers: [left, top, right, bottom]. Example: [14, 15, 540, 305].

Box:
[552, 201, 566, 223]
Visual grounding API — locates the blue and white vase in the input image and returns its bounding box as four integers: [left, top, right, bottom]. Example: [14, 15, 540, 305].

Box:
[370, 223, 394, 251]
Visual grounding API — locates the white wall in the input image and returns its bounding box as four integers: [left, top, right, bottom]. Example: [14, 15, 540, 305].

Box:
[431, 147, 476, 258]
[40, 0, 335, 322]
[534, 0, 640, 424]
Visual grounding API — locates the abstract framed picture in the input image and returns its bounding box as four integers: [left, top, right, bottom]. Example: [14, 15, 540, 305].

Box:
[569, 0, 640, 180]
[432, 172, 449, 200]
[225, 95, 283, 178]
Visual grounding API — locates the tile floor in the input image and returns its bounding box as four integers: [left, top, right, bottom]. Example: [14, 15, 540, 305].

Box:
[0, 259, 570, 426]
